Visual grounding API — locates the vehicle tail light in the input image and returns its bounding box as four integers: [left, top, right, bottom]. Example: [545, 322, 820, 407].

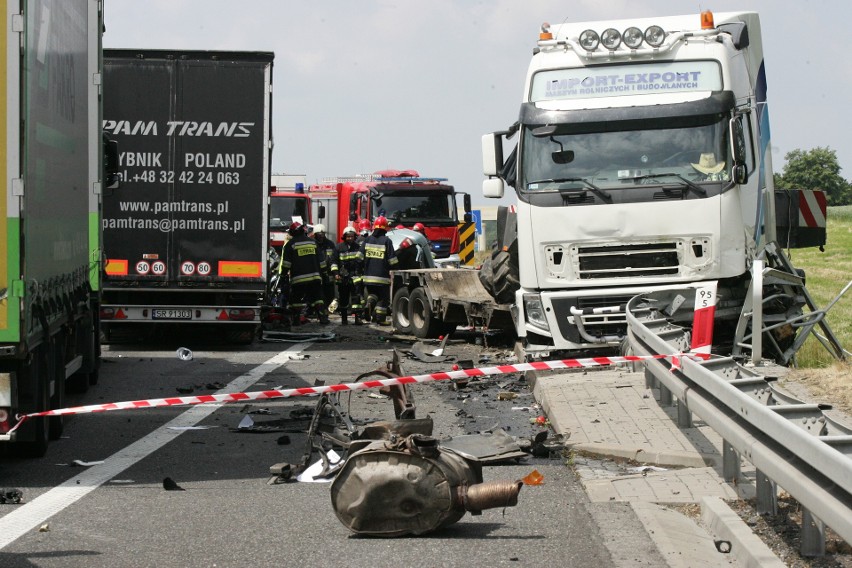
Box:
[100, 307, 127, 320]
[228, 309, 256, 321]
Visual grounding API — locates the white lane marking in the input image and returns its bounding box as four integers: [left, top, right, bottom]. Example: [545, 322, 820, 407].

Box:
[0, 345, 307, 550]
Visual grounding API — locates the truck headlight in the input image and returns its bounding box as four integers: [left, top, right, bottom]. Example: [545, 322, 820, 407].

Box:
[524, 294, 548, 330]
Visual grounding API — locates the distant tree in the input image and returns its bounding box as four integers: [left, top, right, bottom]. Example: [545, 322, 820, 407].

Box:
[776, 147, 852, 206]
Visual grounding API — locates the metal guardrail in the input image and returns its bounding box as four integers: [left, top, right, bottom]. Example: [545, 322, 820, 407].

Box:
[626, 287, 852, 554]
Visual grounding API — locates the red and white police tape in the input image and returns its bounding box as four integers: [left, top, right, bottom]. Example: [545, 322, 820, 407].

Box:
[9, 352, 710, 434]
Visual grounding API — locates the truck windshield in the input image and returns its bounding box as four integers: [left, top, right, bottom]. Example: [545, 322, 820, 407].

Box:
[270, 196, 309, 228]
[373, 190, 457, 225]
[521, 117, 730, 193]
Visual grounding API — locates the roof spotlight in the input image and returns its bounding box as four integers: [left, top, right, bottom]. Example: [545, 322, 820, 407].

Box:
[578, 29, 600, 51]
[644, 25, 665, 48]
[601, 28, 621, 50]
[623, 27, 643, 49]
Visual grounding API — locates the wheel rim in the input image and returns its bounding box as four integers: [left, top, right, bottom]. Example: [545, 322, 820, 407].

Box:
[395, 296, 411, 328]
[411, 296, 427, 330]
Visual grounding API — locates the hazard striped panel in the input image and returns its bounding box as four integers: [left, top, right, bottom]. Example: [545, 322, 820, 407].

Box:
[458, 222, 475, 266]
[799, 190, 827, 229]
[105, 259, 129, 276]
[218, 261, 263, 278]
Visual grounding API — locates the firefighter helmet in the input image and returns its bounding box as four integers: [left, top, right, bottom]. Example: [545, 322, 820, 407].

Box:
[288, 221, 305, 235]
[312, 223, 326, 234]
[342, 226, 357, 238]
[412, 222, 426, 233]
[358, 219, 372, 231]
[373, 216, 389, 230]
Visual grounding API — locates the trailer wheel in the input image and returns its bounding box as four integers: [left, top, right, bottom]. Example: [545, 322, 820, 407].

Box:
[410, 288, 439, 338]
[392, 287, 413, 334]
[12, 349, 50, 458]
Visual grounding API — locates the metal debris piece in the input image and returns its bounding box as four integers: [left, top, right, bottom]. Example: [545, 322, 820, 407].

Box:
[331, 434, 523, 536]
[440, 428, 528, 463]
[408, 341, 450, 363]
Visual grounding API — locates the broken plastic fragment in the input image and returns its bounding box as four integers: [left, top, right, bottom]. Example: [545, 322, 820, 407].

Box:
[522, 469, 544, 486]
[176, 347, 193, 361]
[72, 459, 104, 467]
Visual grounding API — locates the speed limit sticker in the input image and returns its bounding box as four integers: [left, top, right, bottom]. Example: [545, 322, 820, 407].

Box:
[196, 262, 212, 276]
[151, 261, 166, 275]
[181, 261, 196, 275]
[135, 261, 150, 275]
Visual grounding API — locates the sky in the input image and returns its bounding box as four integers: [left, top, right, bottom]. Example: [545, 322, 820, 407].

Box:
[103, 0, 852, 207]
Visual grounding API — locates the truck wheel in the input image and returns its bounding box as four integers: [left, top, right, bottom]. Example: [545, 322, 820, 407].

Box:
[392, 288, 412, 334]
[12, 349, 50, 458]
[488, 249, 520, 304]
[409, 288, 439, 339]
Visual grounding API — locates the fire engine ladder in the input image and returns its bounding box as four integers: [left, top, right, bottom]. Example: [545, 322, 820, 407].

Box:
[732, 241, 848, 365]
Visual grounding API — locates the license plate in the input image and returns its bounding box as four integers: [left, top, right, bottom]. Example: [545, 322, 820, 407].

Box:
[152, 309, 192, 320]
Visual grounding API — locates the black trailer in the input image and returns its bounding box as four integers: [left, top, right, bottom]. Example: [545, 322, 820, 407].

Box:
[100, 50, 273, 341]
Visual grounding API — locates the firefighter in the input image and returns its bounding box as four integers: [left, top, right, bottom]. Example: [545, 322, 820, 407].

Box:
[335, 226, 365, 325]
[281, 221, 328, 325]
[311, 223, 338, 314]
[356, 218, 372, 245]
[360, 216, 397, 325]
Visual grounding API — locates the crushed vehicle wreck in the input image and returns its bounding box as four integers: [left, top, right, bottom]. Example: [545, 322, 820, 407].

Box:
[330, 434, 523, 537]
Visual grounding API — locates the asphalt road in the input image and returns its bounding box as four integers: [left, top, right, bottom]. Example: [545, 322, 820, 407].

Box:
[0, 323, 664, 568]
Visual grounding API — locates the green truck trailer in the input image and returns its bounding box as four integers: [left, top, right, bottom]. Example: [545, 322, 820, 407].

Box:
[0, 0, 113, 457]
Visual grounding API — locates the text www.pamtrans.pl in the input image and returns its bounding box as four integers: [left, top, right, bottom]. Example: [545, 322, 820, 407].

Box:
[105, 200, 245, 233]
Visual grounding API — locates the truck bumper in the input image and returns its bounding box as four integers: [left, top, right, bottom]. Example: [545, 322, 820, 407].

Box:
[101, 304, 260, 323]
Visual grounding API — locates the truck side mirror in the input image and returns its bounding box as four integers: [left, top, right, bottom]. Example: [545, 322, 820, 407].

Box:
[463, 194, 471, 213]
[482, 133, 503, 177]
[729, 115, 749, 184]
[483, 178, 505, 199]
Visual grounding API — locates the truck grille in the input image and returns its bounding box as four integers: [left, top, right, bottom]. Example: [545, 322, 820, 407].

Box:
[552, 294, 633, 343]
[575, 243, 680, 280]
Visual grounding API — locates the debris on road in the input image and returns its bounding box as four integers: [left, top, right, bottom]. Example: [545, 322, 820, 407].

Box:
[176, 347, 193, 361]
[0, 488, 23, 504]
[71, 459, 105, 467]
[331, 434, 523, 536]
[162, 477, 184, 491]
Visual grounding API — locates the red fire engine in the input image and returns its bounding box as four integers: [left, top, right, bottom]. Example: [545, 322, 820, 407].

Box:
[308, 170, 470, 262]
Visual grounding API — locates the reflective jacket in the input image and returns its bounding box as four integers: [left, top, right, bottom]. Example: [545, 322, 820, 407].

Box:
[360, 231, 397, 286]
[315, 237, 338, 276]
[282, 234, 326, 286]
[335, 240, 363, 282]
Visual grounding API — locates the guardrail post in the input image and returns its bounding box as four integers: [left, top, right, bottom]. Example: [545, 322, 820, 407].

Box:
[659, 384, 673, 406]
[722, 440, 740, 482]
[676, 399, 692, 428]
[801, 509, 826, 557]
[755, 470, 777, 515]
[644, 368, 657, 389]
